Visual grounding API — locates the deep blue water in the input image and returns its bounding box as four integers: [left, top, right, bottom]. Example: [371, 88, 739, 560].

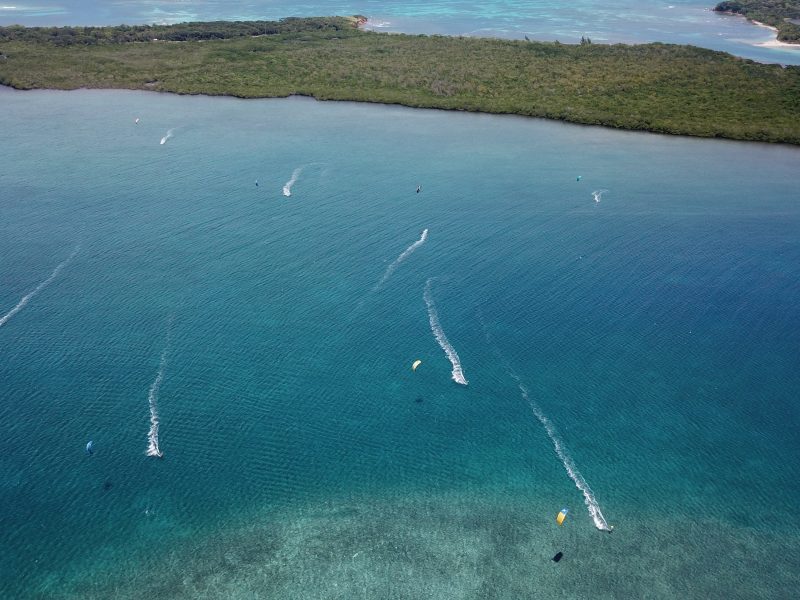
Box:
[1, 87, 799, 598]
[1, 0, 799, 64]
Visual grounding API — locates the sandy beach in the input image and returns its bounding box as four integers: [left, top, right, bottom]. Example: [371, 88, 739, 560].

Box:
[752, 20, 800, 49]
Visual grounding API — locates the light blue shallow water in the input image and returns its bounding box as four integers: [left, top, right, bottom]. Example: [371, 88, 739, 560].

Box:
[1, 87, 799, 598]
[1, 0, 799, 64]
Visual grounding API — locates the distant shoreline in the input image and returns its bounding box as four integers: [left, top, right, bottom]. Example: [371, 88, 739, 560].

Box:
[751, 20, 800, 49]
[1, 17, 799, 145]
[715, 11, 800, 49]
[714, 1, 800, 46]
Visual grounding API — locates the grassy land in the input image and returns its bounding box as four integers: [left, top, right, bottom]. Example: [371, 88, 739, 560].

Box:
[1, 17, 799, 144]
[715, 0, 800, 43]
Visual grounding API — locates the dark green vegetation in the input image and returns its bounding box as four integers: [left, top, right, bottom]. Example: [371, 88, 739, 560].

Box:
[0, 17, 358, 45]
[1, 17, 799, 144]
[715, 0, 800, 43]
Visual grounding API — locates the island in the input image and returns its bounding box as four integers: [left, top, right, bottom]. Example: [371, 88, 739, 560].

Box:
[715, 0, 800, 44]
[1, 16, 799, 144]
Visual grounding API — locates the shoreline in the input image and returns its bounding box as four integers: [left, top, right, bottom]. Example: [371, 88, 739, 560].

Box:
[4, 84, 799, 149]
[362, 13, 800, 50]
[1, 18, 799, 145]
[715, 10, 800, 49]
[751, 20, 800, 49]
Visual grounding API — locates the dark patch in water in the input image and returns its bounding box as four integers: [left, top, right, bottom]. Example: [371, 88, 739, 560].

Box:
[552, 551, 563, 562]
[415, 397, 424, 403]
[103, 481, 113, 491]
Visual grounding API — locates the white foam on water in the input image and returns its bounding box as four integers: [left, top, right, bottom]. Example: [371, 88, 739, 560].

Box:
[160, 129, 174, 145]
[146, 326, 171, 458]
[515, 379, 612, 531]
[282, 167, 302, 196]
[592, 189, 608, 203]
[0, 245, 79, 329]
[375, 229, 428, 290]
[424, 279, 467, 385]
[478, 316, 611, 531]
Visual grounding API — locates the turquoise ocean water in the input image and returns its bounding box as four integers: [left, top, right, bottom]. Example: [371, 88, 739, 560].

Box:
[1, 0, 800, 64]
[1, 87, 799, 598]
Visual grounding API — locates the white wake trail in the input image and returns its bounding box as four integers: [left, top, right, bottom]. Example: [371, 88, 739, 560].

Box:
[375, 229, 428, 290]
[146, 334, 171, 458]
[282, 167, 302, 196]
[424, 279, 467, 385]
[592, 189, 608, 203]
[479, 315, 611, 531]
[514, 375, 612, 531]
[160, 129, 174, 145]
[0, 245, 79, 329]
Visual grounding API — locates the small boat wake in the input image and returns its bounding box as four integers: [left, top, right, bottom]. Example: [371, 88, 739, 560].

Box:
[481, 319, 612, 531]
[160, 129, 174, 145]
[516, 380, 612, 532]
[592, 189, 608, 203]
[282, 167, 302, 196]
[424, 279, 467, 385]
[375, 229, 428, 291]
[146, 325, 172, 458]
[0, 245, 79, 329]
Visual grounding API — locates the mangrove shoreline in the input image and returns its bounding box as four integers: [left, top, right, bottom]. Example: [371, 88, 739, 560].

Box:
[714, 1, 800, 44]
[1, 17, 799, 144]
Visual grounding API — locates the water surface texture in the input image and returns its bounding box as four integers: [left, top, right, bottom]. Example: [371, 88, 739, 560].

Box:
[0, 0, 799, 64]
[1, 87, 799, 598]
